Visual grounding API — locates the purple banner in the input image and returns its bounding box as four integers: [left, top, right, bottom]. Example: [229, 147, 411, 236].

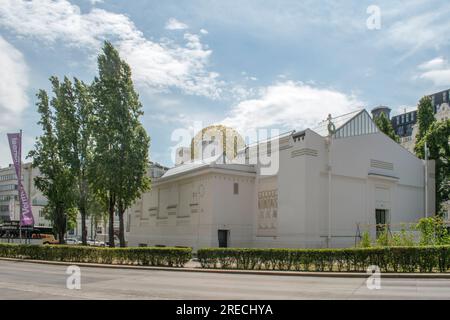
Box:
[7, 133, 34, 226]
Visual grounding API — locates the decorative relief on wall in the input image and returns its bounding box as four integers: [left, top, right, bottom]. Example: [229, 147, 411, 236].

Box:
[291, 148, 318, 158]
[148, 207, 157, 217]
[257, 189, 278, 237]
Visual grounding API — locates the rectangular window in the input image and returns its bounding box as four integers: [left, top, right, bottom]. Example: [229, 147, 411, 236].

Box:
[233, 182, 239, 195]
[0, 184, 17, 191]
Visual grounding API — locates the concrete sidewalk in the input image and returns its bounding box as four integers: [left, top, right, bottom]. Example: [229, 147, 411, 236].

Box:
[1, 257, 450, 279]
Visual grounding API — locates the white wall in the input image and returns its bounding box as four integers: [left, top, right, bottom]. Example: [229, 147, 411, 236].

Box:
[211, 173, 255, 247]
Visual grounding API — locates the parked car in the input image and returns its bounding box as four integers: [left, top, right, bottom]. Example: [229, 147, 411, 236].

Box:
[87, 238, 106, 247]
[41, 233, 58, 245]
[65, 238, 81, 245]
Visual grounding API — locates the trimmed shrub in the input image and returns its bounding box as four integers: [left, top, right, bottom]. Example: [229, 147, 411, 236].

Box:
[0, 243, 192, 267]
[197, 246, 450, 273]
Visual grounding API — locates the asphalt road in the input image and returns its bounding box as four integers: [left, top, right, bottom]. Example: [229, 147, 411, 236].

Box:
[0, 260, 450, 300]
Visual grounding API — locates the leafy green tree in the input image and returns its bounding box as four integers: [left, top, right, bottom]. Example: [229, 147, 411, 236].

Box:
[91, 41, 150, 247]
[56, 77, 94, 245]
[414, 96, 435, 150]
[416, 119, 450, 214]
[374, 112, 400, 142]
[29, 86, 78, 243]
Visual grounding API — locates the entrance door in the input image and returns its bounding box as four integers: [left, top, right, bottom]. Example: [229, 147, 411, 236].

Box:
[375, 209, 387, 238]
[218, 230, 228, 248]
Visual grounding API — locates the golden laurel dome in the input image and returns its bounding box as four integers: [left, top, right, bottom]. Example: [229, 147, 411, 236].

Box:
[190, 125, 245, 160]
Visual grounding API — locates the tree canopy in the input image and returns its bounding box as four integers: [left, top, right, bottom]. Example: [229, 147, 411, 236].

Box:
[90, 41, 150, 247]
[415, 119, 450, 215]
[415, 96, 435, 149]
[28, 82, 78, 243]
[374, 112, 400, 143]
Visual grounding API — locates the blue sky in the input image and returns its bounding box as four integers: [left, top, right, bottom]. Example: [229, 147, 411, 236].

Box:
[0, 0, 449, 167]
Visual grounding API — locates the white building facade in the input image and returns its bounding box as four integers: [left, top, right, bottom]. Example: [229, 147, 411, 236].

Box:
[127, 110, 434, 249]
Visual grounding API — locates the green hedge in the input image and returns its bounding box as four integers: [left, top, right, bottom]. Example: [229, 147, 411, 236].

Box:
[197, 247, 450, 273]
[0, 243, 192, 267]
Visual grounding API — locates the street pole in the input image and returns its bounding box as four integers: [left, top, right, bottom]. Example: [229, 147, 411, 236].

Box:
[326, 114, 333, 248]
[425, 141, 428, 218]
[19, 129, 22, 244]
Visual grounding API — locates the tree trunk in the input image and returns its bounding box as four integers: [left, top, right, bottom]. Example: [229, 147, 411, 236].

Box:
[108, 194, 115, 248]
[80, 180, 89, 245]
[81, 209, 87, 246]
[57, 206, 66, 245]
[118, 201, 126, 247]
[59, 230, 65, 245]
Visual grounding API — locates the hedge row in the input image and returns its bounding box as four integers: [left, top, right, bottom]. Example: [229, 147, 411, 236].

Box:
[0, 243, 192, 267]
[197, 247, 450, 273]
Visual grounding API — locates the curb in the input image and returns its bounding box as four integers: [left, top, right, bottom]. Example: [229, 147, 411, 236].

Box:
[2, 258, 450, 279]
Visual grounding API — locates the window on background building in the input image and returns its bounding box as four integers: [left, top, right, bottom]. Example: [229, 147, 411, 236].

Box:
[406, 124, 413, 135]
[396, 117, 400, 125]
[443, 92, 447, 102]
[233, 182, 239, 195]
[0, 184, 18, 191]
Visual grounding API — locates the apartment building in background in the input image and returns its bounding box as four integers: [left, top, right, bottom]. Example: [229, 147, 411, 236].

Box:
[0, 163, 49, 226]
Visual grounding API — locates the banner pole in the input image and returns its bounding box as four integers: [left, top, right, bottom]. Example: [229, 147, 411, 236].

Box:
[19, 129, 23, 244]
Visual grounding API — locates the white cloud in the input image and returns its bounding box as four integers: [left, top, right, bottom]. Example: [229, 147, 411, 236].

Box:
[417, 57, 450, 86]
[0, 36, 29, 166]
[418, 57, 446, 70]
[384, 4, 450, 56]
[165, 18, 188, 30]
[222, 81, 362, 133]
[0, 36, 28, 131]
[200, 29, 208, 35]
[0, 0, 221, 98]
